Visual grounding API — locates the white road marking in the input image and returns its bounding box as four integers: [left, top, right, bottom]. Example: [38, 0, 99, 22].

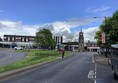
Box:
[88, 55, 97, 83]
[88, 70, 95, 79]
[92, 55, 95, 63]
[95, 75, 96, 78]
[94, 63, 97, 83]
[94, 80, 96, 83]
[90, 54, 97, 83]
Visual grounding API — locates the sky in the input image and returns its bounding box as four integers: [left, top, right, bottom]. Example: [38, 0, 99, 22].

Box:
[0, 0, 118, 42]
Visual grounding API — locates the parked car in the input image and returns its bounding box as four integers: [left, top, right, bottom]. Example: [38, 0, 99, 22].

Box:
[110, 44, 118, 79]
[14, 46, 23, 50]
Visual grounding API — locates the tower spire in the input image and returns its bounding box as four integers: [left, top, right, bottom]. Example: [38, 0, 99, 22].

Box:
[80, 26, 82, 32]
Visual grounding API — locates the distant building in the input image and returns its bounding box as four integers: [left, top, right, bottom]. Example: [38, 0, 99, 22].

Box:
[86, 40, 100, 52]
[0, 37, 2, 42]
[54, 36, 63, 45]
[63, 42, 78, 51]
[0, 35, 35, 48]
[4, 35, 34, 42]
[54, 36, 63, 50]
[0, 35, 64, 49]
[78, 30, 84, 52]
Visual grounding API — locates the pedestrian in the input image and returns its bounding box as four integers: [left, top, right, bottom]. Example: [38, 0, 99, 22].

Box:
[61, 49, 65, 58]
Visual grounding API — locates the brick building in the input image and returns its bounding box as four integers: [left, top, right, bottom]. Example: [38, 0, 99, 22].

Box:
[86, 40, 100, 52]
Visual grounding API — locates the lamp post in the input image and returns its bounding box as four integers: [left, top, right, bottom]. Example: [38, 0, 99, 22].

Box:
[94, 16, 108, 57]
[102, 17, 118, 57]
[104, 16, 108, 57]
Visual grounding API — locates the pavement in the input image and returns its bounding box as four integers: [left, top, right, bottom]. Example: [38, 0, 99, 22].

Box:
[93, 53, 111, 66]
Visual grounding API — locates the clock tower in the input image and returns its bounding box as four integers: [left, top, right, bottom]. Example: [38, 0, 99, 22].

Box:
[78, 30, 84, 52]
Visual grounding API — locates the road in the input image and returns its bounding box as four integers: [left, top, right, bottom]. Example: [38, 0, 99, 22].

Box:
[0, 52, 117, 83]
[0, 49, 26, 67]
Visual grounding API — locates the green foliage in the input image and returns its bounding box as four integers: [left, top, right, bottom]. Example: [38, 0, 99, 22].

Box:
[95, 30, 102, 46]
[95, 11, 118, 47]
[0, 50, 62, 73]
[34, 29, 56, 49]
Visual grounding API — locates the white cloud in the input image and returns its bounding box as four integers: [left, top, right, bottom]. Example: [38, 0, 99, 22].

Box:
[0, 20, 40, 37]
[93, 6, 111, 12]
[62, 27, 99, 43]
[0, 19, 99, 42]
[83, 27, 99, 42]
[86, 5, 111, 13]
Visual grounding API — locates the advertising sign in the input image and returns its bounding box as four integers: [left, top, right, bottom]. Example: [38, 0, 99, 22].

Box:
[102, 32, 105, 43]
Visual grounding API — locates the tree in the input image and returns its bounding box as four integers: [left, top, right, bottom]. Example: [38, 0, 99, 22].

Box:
[35, 29, 56, 49]
[94, 29, 102, 46]
[95, 11, 118, 47]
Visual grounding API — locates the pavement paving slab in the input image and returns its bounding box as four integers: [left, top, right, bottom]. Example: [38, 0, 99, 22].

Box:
[93, 54, 110, 66]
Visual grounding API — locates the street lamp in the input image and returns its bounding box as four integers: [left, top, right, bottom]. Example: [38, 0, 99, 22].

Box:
[94, 16, 108, 57]
[104, 16, 108, 57]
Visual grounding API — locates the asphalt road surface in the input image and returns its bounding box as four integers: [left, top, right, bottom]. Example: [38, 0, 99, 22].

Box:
[0, 52, 117, 83]
[0, 49, 26, 67]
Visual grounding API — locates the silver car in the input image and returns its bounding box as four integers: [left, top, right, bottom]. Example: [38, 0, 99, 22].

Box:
[14, 46, 23, 50]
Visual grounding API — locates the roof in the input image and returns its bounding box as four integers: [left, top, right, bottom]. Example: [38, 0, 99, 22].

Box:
[62, 42, 78, 45]
[86, 41, 97, 44]
[4, 35, 35, 38]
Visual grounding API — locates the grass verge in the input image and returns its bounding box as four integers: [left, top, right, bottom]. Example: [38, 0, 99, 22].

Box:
[0, 50, 70, 73]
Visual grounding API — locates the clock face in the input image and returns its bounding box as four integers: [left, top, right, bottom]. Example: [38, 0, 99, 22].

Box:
[80, 33, 83, 35]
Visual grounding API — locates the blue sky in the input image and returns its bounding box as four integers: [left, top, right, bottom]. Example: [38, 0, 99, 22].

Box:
[0, 0, 118, 42]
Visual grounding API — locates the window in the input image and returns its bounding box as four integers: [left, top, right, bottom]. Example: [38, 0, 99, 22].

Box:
[8, 37, 10, 41]
[22, 38, 24, 42]
[4, 37, 7, 39]
[16, 37, 21, 39]
[26, 38, 29, 42]
[12, 37, 14, 41]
